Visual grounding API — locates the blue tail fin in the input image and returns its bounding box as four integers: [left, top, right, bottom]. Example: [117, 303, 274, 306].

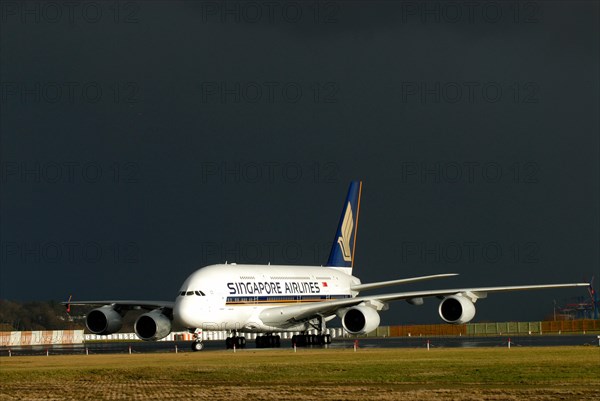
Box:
[326, 181, 362, 273]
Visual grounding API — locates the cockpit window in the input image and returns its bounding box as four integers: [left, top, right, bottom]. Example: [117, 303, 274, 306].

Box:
[180, 290, 206, 296]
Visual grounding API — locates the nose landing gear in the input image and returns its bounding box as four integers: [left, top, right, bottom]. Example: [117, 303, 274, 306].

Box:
[190, 328, 204, 352]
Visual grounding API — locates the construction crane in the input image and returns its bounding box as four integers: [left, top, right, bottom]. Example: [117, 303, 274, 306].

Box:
[554, 277, 597, 320]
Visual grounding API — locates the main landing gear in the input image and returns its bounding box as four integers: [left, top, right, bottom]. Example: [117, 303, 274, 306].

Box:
[255, 334, 281, 348]
[226, 335, 246, 349]
[226, 333, 280, 349]
[292, 314, 332, 347]
[291, 333, 332, 346]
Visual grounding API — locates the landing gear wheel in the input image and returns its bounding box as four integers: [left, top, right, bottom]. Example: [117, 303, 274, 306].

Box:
[291, 334, 332, 347]
[191, 341, 204, 351]
[256, 334, 281, 348]
[226, 336, 246, 349]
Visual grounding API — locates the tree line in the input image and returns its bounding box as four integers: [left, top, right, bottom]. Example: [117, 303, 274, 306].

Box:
[0, 300, 144, 332]
[0, 300, 82, 331]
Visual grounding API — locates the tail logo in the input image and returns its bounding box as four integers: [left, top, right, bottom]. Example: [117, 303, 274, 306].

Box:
[337, 202, 354, 262]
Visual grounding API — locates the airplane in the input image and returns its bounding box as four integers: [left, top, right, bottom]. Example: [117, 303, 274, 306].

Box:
[65, 181, 589, 351]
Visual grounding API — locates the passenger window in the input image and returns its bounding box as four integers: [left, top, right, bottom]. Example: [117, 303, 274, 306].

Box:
[186, 291, 194, 296]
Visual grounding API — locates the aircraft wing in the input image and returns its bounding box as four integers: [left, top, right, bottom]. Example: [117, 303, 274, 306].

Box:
[62, 300, 174, 311]
[259, 282, 588, 327]
[350, 273, 458, 291]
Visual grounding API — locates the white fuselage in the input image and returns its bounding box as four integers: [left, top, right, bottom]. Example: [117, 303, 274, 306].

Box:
[173, 264, 360, 332]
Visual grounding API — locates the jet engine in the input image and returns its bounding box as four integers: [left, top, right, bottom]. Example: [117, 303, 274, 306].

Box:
[438, 295, 476, 324]
[86, 306, 123, 335]
[134, 310, 172, 341]
[341, 306, 380, 335]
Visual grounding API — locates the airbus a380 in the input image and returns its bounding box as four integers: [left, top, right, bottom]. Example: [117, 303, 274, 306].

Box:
[67, 181, 588, 351]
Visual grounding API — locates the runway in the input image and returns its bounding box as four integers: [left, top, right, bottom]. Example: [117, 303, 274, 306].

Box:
[2, 334, 598, 356]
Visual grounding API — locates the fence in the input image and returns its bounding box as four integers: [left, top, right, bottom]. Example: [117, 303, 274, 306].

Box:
[541, 319, 599, 333]
[164, 321, 598, 340]
[3, 320, 596, 345]
[389, 320, 599, 337]
[0, 330, 84, 346]
[466, 321, 541, 335]
[388, 324, 467, 337]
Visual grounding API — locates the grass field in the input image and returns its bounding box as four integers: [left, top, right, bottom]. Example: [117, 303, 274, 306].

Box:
[1, 347, 599, 400]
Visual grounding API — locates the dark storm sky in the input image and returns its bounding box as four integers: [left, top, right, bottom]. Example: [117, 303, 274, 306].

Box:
[1, 1, 598, 324]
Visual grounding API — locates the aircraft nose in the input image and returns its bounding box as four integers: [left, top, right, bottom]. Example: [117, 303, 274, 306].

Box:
[173, 297, 194, 327]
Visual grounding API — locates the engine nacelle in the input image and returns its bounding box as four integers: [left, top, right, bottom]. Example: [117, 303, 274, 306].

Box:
[341, 306, 380, 335]
[86, 306, 123, 335]
[134, 310, 172, 341]
[439, 295, 476, 324]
